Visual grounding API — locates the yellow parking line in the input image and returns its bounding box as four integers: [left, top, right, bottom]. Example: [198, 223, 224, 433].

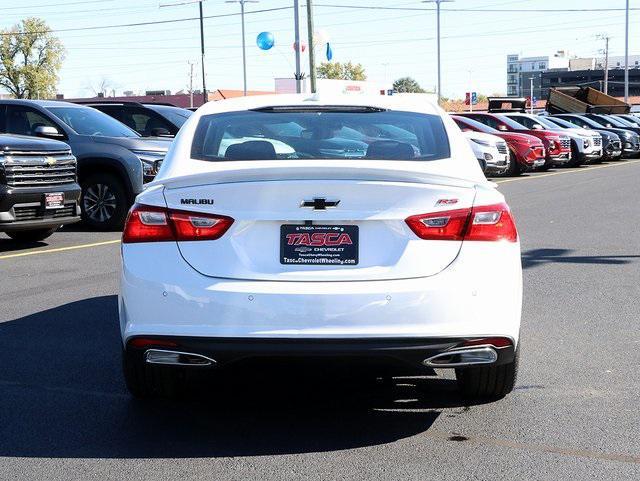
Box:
[494, 159, 640, 184]
[0, 239, 121, 260]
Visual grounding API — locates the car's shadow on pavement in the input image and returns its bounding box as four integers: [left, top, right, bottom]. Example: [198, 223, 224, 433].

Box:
[521, 248, 640, 269]
[0, 238, 48, 253]
[0, 295, 486, 459]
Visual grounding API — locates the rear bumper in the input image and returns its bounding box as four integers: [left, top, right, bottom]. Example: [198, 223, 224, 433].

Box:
[125, 336, 517, 371]
[120, 241, 522, 346]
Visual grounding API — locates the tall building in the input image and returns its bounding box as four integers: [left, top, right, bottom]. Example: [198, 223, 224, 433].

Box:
[507, 51, 570, 99]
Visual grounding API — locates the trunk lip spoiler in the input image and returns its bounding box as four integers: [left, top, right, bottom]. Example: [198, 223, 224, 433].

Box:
[151, 167, 492, 191]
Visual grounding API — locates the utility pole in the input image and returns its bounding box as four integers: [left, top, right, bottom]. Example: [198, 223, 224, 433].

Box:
[306, 0, 316, 93]
[188, 61, 195, 108]
[597, 34, 611, 94]
[604, 36, 609, 95]
[294, 0, 302, 93]
[199, 1, 207, 103]
[530, 77, 534, 114]
[226, 0, 258, 96]
[161, 1, 207, 104]
[423, 0, 454, 105]
[624, 0, 630, 103]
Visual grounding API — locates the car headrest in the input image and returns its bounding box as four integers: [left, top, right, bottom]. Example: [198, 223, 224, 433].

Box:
[225, 140, 277, 160]
[365, 140, 415, 160]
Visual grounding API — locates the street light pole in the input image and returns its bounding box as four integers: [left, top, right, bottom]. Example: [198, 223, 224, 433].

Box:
[226, 0, 258, 96]
[624, 0, 630, 103]
[423, 0, 454, 105]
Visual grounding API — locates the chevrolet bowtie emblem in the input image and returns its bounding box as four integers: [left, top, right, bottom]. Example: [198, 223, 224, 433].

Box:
[300, 198, 340, 210]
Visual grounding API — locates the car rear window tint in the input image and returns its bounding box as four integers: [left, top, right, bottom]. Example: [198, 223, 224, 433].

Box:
[191, 108, 450, 161]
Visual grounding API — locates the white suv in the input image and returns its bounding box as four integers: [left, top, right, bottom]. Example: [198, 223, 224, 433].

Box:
[119, 94, 523, 400]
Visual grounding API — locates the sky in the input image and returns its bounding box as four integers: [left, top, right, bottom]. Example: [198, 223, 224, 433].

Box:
[0, 0, 637, 99]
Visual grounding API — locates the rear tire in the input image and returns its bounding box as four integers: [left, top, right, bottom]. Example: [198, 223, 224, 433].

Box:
[456, 349, 519, 401]
[81, 173, 129, 231]
[5, 227, 58, 242]
[122, 349, 185, 399]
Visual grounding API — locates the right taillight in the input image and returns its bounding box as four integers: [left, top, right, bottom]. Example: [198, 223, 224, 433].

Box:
[405, 202, 517, 242]
[465, 203, 518, 242]
[122, 204, 234, 243]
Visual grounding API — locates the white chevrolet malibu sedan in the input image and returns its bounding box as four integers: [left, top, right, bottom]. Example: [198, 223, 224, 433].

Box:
[119, 94, 522, 400]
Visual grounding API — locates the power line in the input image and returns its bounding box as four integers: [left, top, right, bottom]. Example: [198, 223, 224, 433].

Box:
[0, 0, 108, 11]
[0, 5, 293, 35]
[313, 3, 640, 12]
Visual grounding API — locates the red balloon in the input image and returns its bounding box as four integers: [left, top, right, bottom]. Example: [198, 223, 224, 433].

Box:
[293, 42, 307, 53]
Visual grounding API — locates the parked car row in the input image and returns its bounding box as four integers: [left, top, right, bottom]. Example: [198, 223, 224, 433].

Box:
[0, 100, 192, 240]
[453, 111, 640, 176]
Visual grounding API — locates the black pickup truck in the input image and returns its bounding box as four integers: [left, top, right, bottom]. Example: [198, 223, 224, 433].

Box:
[0, 134, 81, 241]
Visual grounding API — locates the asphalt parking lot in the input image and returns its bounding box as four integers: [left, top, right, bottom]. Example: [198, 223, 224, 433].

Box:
[1, 160, 639, 480]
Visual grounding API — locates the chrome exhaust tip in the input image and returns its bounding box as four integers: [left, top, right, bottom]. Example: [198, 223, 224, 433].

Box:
[423, 346, 498, 368]
[145, 349, 217, 367]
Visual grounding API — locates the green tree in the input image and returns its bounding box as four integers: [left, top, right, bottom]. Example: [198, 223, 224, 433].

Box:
[0, 18, 64, 99]
[392, 77, 426, 93]
[317, 61, 367, 81]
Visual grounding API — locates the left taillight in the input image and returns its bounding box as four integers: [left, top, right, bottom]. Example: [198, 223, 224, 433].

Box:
[122, 204, 234, 243]
[405, 202, 518, 242]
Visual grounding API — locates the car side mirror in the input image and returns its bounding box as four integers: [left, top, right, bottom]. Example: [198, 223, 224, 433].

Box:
[153, 159, 163, 173]
[498, 125, 508, 131]
[532, 124, 544, 130]
[150, 127, 172, 137]
[34, 125, 63, 138]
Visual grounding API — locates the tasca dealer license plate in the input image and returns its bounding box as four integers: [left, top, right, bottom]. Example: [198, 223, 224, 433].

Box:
[280, 224, 359, 266]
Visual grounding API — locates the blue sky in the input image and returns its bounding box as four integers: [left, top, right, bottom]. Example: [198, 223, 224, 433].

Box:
[0, 0, 637, 98]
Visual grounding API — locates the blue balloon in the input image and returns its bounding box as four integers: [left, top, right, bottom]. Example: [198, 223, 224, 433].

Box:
[257, 32, 275, 50]
[326, 42, 333, 61]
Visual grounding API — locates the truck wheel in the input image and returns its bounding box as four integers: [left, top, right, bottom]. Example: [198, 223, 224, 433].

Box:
[5, 227, 58, 242]
[122, 349, 184, 399]
[81, 173, 129, 231]
[456, 349, 519, 401]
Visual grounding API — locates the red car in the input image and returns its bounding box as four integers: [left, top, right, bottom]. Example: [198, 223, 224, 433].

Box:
[452, 115, 545, 176]
[458, 112, 572, 170]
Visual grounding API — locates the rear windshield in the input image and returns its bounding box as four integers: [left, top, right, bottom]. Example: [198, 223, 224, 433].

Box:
[191, 108, 450, 161]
